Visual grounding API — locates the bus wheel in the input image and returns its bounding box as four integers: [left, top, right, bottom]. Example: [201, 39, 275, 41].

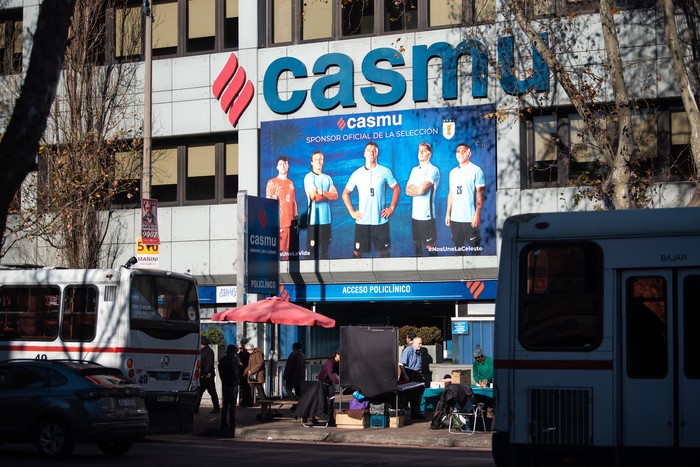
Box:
[97, 440, 133, 456]
[35, 417, 75, 458]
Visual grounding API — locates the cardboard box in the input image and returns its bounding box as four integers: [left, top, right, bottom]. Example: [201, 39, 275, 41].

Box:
[451, 369, 472, 385]
[430, 379, 452, 389]
[335, 412, 369, 429]
[388, 415, 404, 428]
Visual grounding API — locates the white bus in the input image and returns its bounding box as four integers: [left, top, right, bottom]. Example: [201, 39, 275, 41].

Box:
[492, 208, 700, 466]
[0, 266, 201, 433]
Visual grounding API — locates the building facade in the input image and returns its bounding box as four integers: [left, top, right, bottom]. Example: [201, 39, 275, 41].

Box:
[2, 1, 695, 367]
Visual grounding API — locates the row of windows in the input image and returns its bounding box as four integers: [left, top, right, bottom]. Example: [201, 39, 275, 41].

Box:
[0, 0, 659, 75]
[268, 0, 656, 45]
[113, 139, 239, 206]
[525, 103, 694, 188]
[0, 285, 97, 341]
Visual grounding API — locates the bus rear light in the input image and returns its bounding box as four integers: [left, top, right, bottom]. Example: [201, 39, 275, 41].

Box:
[126, 359, 134, 368]
[194, 369, 200, 379]
[128, 369, 135, 378]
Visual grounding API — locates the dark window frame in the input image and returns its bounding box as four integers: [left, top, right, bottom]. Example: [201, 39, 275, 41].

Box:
[523, 101, 695, 189]
[518, 241, 604, 351]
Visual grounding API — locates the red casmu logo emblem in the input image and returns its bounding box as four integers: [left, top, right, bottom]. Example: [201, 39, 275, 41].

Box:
[212, 54, 254, 127]
[257, 207, 268, 232]
[465, 281, 485, 299]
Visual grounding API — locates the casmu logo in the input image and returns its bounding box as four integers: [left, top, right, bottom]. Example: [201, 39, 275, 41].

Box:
[213, 54, 254, 127]
[263, 35, 549, 115]
[337, 114, 402, 130]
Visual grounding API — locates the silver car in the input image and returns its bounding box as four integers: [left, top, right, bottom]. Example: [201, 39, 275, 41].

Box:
[0, 359, 149, 458]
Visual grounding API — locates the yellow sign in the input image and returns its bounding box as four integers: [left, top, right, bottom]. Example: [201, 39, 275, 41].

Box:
[136, 238, 159, 269]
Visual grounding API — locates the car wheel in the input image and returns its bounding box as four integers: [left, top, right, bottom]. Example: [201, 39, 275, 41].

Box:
[34, 417, 75, 458]
[97, 440, 133, 456]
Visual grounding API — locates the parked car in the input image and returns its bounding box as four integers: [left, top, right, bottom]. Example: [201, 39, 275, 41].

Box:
[0, 359, 149, 458]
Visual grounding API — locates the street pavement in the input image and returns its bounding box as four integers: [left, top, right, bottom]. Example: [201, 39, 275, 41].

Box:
[149, 400, 494, 451]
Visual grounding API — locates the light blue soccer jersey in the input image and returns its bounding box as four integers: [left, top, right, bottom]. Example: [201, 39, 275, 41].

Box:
[407, 163, 440, 220]
[304, 171, 335, 225]
[448, 163, 485, 223]
[345, 164, 398, 225]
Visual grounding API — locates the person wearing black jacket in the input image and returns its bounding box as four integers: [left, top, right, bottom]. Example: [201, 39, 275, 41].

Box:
[218, 344, 240, 431]
[195, 336, 220, 413]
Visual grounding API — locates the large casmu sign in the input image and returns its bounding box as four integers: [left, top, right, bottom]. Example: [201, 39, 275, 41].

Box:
[263, 36, 549, 114]
[260, 105, 496, 260]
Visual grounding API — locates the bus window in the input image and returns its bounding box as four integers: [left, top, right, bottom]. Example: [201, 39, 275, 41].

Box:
[61, 286, 98, 341]
[0, 286, 60, 340]
[685, 275, 700, 379]
[519, 243, 602, 350]
[129, 275, 200, 333]
[626, 276, 667, 378]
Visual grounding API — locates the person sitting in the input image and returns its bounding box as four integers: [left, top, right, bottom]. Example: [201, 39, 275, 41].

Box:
[472, 344, 493, 387]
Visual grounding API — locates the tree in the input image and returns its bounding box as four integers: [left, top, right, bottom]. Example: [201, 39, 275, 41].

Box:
[0, 0, 76, 247]
[502, 1, 698, 209]
[2, 0, 143, 268]
[660, 0, 700, 207]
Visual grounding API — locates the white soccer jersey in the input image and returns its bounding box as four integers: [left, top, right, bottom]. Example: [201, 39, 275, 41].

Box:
[448, 163, 485, 223]
[345, 164, 397, 225]
[407, 162, 440, 220]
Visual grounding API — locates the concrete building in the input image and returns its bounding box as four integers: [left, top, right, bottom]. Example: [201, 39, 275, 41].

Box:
[1, 1, 695, 374]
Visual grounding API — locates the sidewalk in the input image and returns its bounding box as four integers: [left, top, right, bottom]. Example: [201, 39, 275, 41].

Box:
[151, 401, 493, 450]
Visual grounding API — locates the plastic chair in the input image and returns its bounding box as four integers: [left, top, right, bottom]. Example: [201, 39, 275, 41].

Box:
[448, 402, 485, 434]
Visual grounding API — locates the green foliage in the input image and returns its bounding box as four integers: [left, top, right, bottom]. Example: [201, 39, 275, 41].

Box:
[201, 325, 224, 346]
[399, 325, 442, 345]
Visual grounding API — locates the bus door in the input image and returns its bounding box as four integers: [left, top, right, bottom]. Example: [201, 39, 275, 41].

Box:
[620, 269, 700, 449]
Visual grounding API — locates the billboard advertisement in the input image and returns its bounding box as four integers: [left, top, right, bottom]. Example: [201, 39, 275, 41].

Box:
[260, 105, 496, 260]
[246, 195, 279, 295]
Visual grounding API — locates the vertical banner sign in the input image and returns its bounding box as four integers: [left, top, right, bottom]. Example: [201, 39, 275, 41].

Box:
[246, 195, 279, 295]
[141, 198, 160, 245]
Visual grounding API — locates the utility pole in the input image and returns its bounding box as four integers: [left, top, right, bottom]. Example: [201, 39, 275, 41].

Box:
[141, 0, 153, 199]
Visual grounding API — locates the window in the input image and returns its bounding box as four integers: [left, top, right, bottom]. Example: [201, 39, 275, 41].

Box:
[186, 144, 216, 201]
[626, 276, 667, 378]
[152, 147, 179, 202]
[0, 286, 61, 340]
[115, 1, 143, 59]
[152, 0, 178, 57]
[152, 138, 239, 205]
[224, 0, 239, 49]
[112, 150, 141, 207]
[61, 286, 98, 341]
[526, 103, 695, 188]
[0, 9, 22, 74]
[684, 275, 700, 379]
[113, 0, 238, 60]
[519, 243, 603, 350]
[187, 0, 215, 53]
[270, 0, 497, 45]
[224, 143, 239, 198]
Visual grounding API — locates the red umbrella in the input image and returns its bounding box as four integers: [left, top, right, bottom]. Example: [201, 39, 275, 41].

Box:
[211, 296, 336, 328]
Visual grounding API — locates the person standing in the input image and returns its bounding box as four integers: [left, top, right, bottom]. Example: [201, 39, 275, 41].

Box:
[303, 150, 338, 259]
[342, 142, 400, 258]
[266, 155, 299, 260]
[406, 142, 440, 256]
[316, 350, 341, 425]
[195, 336, 220, 413]
[217, 344, 240, 431]
[445, 142, 485, 256]
[238, 338, 253, 407]
[243, 343, 267, 404]
[283, 342, 306, 402]
[472, 344, 493, 387]
[399, 336, 425, 420]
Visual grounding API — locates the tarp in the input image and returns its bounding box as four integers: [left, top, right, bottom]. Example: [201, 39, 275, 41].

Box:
[340, 326, 398, 397]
